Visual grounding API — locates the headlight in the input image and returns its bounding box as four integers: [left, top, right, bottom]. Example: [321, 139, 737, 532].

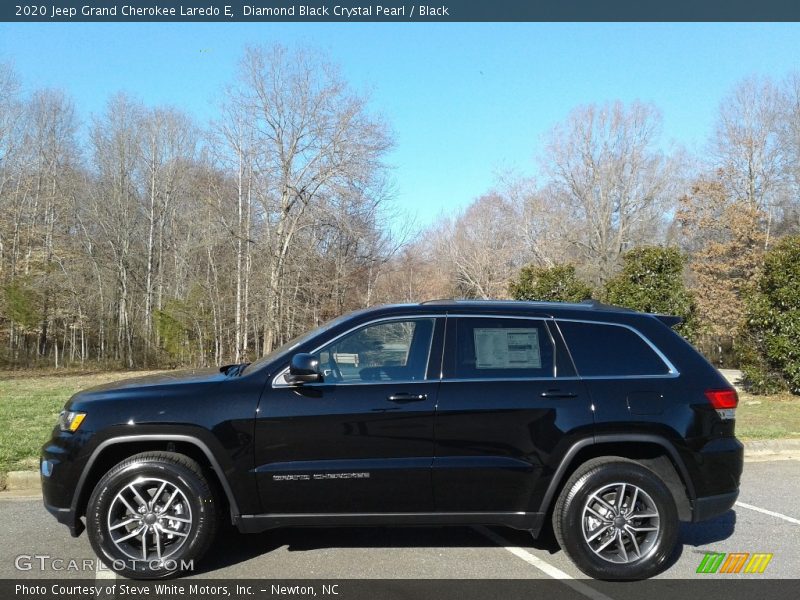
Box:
[58, 410, 86, 432]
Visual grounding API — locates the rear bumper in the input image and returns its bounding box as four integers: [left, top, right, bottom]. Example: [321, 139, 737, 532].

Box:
[693, 489, 739, 522]
[689, 436, 743, 498]
[680, 435, 742, 522]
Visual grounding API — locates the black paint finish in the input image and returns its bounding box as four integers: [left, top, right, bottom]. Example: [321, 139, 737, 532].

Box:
[41, 300, 743, 539]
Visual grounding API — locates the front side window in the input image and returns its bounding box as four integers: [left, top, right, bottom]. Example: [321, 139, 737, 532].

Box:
[451, 318, 555, 379]
[557, 320, 671, 377]
[316, 318, 435, 383]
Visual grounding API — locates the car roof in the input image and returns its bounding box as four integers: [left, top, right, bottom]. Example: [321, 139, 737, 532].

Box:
[352, 299, 680, 327]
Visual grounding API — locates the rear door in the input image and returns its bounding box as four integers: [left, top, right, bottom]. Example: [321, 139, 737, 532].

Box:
[433, 315, 592, 513]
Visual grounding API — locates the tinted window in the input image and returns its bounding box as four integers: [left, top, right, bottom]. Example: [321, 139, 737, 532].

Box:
[317, 319, 435, 383]
[557, 321, 670, 377]
[452, 318, 554, 379]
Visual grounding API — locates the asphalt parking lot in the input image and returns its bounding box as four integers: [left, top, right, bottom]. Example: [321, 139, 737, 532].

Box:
[1, 458, 798, 586]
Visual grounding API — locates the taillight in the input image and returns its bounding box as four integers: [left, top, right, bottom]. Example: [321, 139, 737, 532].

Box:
[705, 389, 738, 420]
[705, 389, 739, 408]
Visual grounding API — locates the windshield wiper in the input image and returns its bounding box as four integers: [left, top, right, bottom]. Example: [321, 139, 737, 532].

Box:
[233, 362, 250, 375]
[220, 363, 250, 376]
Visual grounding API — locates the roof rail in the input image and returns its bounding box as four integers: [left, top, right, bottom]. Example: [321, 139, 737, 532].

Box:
[578, 299, 635, 312]
[419, 298, 606, 309]
[417, 298, 678, 324]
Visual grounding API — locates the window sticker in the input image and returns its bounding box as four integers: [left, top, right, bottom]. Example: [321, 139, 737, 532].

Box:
[474, 328, 542, 369]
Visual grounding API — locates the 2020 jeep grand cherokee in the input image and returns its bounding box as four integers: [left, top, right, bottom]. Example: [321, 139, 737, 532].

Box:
[41, 300, 743, 580]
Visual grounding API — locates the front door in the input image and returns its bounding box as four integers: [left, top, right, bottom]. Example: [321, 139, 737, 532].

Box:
[255, 317, 443, 514]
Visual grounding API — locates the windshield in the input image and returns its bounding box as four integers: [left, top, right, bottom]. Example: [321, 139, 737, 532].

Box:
[241, 312, 352, 375]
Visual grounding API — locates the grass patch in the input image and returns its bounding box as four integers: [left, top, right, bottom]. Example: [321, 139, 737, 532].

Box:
[735, 391, 800, 440]
[0, 370, 167, 479]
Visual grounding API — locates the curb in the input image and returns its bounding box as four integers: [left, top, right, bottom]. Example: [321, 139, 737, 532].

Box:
[4, 470, 40, 492]
[742, 438, 800, 458]
[2, 439, 799, 494]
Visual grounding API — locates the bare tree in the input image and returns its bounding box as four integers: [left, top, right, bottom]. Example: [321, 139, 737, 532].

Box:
[444, 193, 523, 299]
[542, 101, 675, 284]
[0, 62, 23, 203]
[0, 48, 400, 369]
[494, 173, 574, 268]
[0, 62, 26, 279]
[140, 107, 198, 362]
[25, 89, 79, 361]
[214, 94, 256, 362]
[775, 72, 800, 234]
[712, 76, 785, 248]
[88, 93, 144, 368]
[228, 44, 393, 352]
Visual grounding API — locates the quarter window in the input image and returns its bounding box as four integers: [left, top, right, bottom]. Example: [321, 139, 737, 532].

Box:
[452, 318, 555, 379]
[316, 319, 435, 383]
[557, 321, 671, 377]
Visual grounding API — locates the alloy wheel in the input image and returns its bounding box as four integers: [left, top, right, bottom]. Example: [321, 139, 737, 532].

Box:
[106, 477, 193, 563]
[581, 482, 660, 564]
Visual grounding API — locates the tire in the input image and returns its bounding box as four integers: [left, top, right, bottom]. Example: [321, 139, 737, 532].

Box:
[552, 457, 678, 580]
[86, 451, 218, 579]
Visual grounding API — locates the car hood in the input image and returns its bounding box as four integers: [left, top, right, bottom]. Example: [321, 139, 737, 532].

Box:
[76, 367, 228, 396]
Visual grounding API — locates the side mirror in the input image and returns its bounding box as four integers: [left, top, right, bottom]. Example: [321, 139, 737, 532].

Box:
[286, 353, 322, 384]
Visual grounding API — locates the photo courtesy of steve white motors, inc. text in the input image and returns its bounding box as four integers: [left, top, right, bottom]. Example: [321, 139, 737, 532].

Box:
[14, 583, 338, 597]
[13, 4, 451, 19]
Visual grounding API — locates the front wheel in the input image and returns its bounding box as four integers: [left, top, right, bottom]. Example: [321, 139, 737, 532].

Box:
[552, 457, 679, 580]
[86, 451, 218, 579]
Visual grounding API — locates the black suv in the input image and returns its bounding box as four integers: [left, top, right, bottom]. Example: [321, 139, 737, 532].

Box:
[41, 300, 742, 580]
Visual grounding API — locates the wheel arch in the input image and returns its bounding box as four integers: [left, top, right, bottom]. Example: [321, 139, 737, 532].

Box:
[540, 434, 695, 522]
[71, 434, 240, 523]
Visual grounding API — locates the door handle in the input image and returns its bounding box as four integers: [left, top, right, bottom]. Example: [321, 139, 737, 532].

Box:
[540, 389, 577, 399]
[387, 393, 428, 403]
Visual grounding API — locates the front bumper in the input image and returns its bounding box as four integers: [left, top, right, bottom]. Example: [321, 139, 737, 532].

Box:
[40, 432, 90, 538]
[43, 498, 84, 537]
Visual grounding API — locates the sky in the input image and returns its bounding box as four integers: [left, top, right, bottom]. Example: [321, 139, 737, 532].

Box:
[2, 22, 800, 230]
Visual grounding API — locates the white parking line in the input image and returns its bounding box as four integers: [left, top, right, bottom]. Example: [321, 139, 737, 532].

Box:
[473, 526, 616, 600]
[736, 501, 800, 525]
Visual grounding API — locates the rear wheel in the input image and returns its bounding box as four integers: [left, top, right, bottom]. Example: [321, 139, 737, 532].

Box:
[86, 451, 218, 579]
[552, 457, 678, 580]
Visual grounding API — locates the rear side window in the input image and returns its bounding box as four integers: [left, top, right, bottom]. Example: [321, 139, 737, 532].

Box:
[452, 318, 555, 379]
[557, 321, 671, 377]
